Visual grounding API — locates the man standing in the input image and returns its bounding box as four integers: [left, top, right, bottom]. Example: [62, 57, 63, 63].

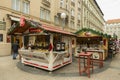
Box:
[12, 40, 20, 60]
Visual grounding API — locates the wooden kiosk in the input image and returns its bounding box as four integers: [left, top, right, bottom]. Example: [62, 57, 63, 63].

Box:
[8, 19, 75, 71]
[75, 28, 111, 60]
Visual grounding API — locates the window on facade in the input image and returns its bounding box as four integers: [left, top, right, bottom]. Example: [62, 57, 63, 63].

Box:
[71, 0, 75, 2]
[54, 16, 59, 25]
[70, 21, 74, 28]
[78, 13, 80, 20]
[23, 0, 30, 14]
[40, 8, 45, 19]
[78, 2, 80, 8]
[71, 9, 74, 16]
[46, 10, 50, 21]
[12, 0, 20, 11]
[46, 0, 50, 1]
[60, 0, 64, 8]
[66, 4, 68, 10]
[86, 0, 88, 4]
[66, 2, 68, 10]
[0, 34, 3, 42]
[77, 24, 80, 29]
[0, 21, 6, 30]
[40, 7, 50, 21]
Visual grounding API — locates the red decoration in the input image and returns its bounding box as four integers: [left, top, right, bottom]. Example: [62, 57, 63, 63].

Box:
[72, 39, 74, 45]
[48, 43, 53, 51]
[103, 39, 106, 46]
[85, 32, 91, 36]
[20, 16, 25, 27]
[29, 28, 42, 33]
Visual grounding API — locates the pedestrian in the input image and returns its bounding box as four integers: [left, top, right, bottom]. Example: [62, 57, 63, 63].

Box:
[12, 40, 20, 60]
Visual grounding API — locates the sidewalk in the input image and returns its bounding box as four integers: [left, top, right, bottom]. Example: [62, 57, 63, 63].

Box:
[0, 53, 120, 80]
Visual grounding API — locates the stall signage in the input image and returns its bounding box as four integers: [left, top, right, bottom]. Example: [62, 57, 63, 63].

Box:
[0, 21, 6, 30]
[29, 28, 42, 33]
[84, 32, 91, 36]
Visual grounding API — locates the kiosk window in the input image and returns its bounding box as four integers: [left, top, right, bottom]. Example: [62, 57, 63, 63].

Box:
[0, 34, 3, 42]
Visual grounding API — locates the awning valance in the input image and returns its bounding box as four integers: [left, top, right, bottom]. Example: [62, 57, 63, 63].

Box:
[7, 14, 20, 21]
[41, 24, 75, 36]
[7, 20, 42, 35]
[9, 16, 20, 21]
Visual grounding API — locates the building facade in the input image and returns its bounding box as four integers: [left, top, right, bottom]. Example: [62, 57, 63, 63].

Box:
[81, 0, 105, 32]
[105, 19, 120, 39]
[0, 0, 104, 56]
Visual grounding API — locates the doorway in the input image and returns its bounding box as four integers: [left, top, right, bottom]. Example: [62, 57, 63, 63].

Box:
[11, 35, 22, 48]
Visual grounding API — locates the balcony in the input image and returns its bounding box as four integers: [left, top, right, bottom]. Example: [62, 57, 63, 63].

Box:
[42, 0, 50, 7]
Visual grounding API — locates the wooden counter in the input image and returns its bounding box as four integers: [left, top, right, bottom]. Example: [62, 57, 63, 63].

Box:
[86, 49, 105, 60]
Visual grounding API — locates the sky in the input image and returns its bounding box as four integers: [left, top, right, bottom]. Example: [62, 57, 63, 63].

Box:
[96, 0, 120, 21]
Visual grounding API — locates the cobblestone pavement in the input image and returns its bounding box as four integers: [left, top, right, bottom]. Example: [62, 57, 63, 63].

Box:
[0, 53, 120, 80]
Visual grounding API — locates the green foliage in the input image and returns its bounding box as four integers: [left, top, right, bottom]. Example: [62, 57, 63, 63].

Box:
[75, 28, 111, 38]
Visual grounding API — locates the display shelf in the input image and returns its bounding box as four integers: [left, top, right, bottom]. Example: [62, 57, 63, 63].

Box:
[53, 51, 67, 54]
[108, 39, 117, 58]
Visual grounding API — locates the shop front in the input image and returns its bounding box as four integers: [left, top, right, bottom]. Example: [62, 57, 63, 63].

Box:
[75, 28, 110, 60]
[8, 19, 75, 71]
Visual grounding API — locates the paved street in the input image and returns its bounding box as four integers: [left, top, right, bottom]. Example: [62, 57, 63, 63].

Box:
[0, 53, 120, 80]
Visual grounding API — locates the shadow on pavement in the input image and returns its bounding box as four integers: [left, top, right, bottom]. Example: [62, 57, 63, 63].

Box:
[17, 57, 112, 77]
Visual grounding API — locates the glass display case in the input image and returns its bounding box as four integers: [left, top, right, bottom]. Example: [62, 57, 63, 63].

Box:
[26, 35, 50, 50]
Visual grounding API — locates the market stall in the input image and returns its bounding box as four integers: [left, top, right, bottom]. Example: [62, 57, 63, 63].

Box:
[75, 28, 111, 60]
[8, 19, 75, 71]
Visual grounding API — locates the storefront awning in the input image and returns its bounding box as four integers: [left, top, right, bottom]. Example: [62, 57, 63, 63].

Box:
[9, 16, 20, 21]
[41, 24, 75, 36]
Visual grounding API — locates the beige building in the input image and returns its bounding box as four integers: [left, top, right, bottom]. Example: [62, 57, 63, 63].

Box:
[0, 0, 104, 56]
[81, 0, 105, 32]
[105, 19, 120, 39]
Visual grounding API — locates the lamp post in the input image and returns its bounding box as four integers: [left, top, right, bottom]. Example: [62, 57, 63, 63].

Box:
[61, 13, 66, 30]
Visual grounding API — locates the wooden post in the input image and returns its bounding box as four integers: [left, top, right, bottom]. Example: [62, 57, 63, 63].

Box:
[48, 33, 54, 71]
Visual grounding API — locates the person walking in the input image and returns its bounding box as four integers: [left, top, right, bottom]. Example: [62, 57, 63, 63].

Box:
[12, 40, 20, 60]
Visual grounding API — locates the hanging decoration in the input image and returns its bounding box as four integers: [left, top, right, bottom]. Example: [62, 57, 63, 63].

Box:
[48, 43, 53, 51]
[20, 16, 25, 27]
[75, 28, 111, 38]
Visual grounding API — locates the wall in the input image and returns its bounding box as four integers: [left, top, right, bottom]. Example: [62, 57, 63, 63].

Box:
[0, 43, 11, 56]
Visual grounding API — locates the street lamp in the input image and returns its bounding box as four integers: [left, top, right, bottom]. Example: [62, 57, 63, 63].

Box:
[60, 13, 66, 30]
